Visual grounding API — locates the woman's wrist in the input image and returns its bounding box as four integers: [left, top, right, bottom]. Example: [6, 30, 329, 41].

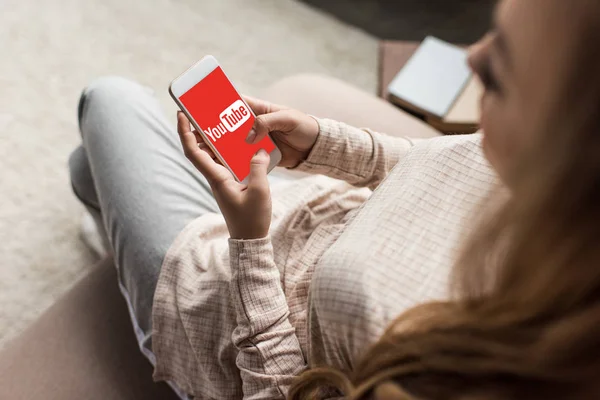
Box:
[285, 115, 321, 169]
[229, 229, 269, 240]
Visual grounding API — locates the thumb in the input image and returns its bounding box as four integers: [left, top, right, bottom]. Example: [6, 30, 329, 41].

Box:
[247, 110, 296, 144]
[247, 149, 270, 193]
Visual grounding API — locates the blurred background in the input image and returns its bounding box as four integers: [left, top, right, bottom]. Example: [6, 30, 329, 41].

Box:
[302, 0, 494, 42]
[0, 0, 493, 348]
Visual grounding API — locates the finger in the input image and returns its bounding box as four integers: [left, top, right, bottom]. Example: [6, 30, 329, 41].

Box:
[194, 132, 218, 160]
[246, 110, 297, 144]
[178, 111, 199, 156]
[189, 147, 231, 185]
[177, 111, 192, 136]
[247, 149, 270, 195]
[193, 130, 210, 149]
[196, 141, 209, 150]
[198, 143, 217, 159]
[177, 112, 231, 184]
[243, 95, 284, 116]
[177, 113, 208, 147]
[192, 129, 205, 144]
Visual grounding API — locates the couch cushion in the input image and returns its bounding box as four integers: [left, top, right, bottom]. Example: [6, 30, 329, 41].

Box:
[0, 257, 179, 400]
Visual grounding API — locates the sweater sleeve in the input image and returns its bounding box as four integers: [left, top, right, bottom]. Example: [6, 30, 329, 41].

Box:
[292, 118, 418, 190]
[229, 237, 306, 400]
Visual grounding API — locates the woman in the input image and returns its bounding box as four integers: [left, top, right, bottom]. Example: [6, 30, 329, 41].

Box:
[69, 0, 600, 398]
[289, 0, 600, 398]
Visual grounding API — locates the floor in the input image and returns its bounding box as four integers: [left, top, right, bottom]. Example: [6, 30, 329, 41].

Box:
[0, 0, 377, 348]
[301, 0, 495, 43]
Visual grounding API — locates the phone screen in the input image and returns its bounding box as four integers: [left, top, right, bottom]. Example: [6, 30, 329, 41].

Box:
[178, 67, 277, 181]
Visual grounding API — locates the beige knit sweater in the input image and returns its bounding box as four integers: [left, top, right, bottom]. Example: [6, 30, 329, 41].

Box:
[151, 118, 498, 399]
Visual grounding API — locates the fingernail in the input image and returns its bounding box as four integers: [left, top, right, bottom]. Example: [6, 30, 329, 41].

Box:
[256, 148, 268, 157]
[246, 129, 256, 144]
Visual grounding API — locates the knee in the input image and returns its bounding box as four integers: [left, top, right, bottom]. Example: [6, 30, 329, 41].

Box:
[68, 146, 99, 209]
[84, 76, 147, 98]
[68, 145, 87, 182]
[77, 76, 151, 125]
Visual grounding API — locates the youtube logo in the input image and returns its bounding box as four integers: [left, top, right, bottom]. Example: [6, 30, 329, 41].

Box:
[204, 100, 251, 143]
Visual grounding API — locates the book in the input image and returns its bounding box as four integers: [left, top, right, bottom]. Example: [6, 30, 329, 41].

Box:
[386, 36, 481, 134]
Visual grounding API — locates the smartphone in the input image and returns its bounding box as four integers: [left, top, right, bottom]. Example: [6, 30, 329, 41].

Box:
[169, 55, 282, 184]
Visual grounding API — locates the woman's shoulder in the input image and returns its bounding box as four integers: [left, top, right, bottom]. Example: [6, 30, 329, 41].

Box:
[408, 133, 488, 169]
[413, 132, 483, 152]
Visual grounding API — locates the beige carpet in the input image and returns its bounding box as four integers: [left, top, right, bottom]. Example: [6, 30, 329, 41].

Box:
[0, 0, 377, 348]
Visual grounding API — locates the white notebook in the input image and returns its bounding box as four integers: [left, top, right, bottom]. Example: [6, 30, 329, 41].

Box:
[387, 36, 472, 119]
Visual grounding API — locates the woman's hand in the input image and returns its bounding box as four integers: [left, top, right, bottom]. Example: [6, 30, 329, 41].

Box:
[244, 96, 320, 168]
[177, 112, 272, 240]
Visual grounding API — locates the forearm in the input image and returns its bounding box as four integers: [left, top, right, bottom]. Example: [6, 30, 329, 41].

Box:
[292, 118, 416, 190]
[229, 238, 306, 400]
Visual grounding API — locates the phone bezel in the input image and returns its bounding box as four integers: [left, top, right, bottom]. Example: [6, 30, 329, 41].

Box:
[169, 55, 282, 184]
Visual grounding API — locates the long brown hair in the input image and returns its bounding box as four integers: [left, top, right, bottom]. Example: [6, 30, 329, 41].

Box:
[289, 1, 600, 399]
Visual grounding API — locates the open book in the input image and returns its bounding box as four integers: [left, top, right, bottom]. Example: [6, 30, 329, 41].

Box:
[387, 36, 482, 134]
